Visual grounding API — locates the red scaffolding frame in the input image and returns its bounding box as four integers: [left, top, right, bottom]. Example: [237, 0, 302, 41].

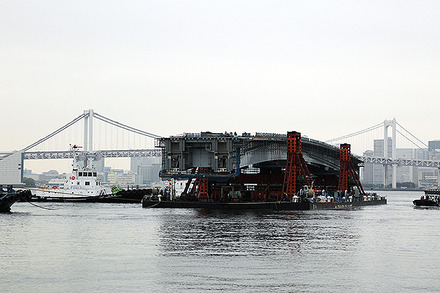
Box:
[338, 143, 365, 195]
[282, 131, 313, 199]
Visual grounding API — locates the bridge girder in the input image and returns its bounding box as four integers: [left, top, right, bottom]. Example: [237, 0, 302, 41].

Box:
[361, 156, 440, 168]
[159, 133, 352, 177]
[23, 149, 162, 160]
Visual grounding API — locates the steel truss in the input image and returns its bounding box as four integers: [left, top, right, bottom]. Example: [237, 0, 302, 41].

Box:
[361, 156, 440, 168]
[23, 149, 162, 160]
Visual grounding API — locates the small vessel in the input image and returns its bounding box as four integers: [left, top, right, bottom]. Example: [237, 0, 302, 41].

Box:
[0, 186, 32, 212]
[31, 145, 112, 202]
[413, 189, 440, 207]
[30, 145, 149, 203]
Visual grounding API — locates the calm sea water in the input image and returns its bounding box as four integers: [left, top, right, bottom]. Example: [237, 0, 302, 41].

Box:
[1, 191, 439, 293]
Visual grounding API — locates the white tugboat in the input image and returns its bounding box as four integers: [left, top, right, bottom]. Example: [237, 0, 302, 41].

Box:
[31, 145, 112, 201]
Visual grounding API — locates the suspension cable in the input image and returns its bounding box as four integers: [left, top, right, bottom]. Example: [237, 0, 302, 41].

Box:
[396, 122, 429, 149]
[396, 129, 426, 150]
[396, 122, 440, 156]
[94, 113, 162, 139]
[22, 113, 87, 151]
[325, 122, 383, 143]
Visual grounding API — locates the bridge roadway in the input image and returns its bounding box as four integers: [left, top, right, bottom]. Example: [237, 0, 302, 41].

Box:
[360, 156, 440, 168]
[22, 149, 162, 160]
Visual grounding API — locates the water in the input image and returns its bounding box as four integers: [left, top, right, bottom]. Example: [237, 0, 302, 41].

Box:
[1, 191, 439, 292]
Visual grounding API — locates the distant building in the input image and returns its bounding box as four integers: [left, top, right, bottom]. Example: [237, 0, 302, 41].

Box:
[0, 151, 23, 185]
[23, 169, 39, 181]
[107, 171, 136, 186]
[130, 157, 161, 186]
[39, 170, 60, 182]
[428, 140, 440, 152]
[362, 138, 393, 186]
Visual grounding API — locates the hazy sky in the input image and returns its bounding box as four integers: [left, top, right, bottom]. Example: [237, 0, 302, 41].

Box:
[2, 0, 440, 155]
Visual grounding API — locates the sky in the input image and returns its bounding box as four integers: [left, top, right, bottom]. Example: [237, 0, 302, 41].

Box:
[1, 1, 440, 171]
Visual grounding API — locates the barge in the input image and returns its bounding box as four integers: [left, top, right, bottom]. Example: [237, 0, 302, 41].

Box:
[142, 195, 387, 210]
[142, 131, 387, 210]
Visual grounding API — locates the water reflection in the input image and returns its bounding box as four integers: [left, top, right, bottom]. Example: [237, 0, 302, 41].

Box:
[157, 209, 361, 257]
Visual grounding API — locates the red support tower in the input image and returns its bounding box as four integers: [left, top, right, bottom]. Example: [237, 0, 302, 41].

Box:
[338, 143, 366, 195]
[198, 178, 209, 199]
[282, 131, 313, 199]
[186, 167, 210, 200]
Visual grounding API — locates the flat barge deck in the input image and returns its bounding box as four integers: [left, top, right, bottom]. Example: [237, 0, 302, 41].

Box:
[142, 197, 387, 210]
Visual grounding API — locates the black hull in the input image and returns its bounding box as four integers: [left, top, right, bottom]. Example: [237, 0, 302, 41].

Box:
[0, 190, 32, 212]
[142, 198, 387, 210]
[311, 198, 387, 210]
[30, 195, 144, 203]
[30, 196, 143, 203]
[30, 189, 148, 203]
[413, 199, 439, 207]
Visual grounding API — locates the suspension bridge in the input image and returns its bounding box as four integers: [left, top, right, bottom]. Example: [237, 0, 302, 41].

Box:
[326, 118, 440, 188]
[0, 110, 439, 188]
[21, 109, 162, 159]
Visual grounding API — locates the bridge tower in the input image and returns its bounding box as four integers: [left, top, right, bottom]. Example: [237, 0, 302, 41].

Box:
[282, 131, 312, 199]
[83, 109, 94, 152]
[383, 119, 397, 188]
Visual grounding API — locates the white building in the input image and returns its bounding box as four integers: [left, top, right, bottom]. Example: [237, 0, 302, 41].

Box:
[0, 151, 23, 186]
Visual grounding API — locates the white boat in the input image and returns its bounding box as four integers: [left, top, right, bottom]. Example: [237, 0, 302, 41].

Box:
[31, 145, 112, 201]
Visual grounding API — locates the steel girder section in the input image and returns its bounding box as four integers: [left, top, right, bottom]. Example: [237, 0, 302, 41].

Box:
[240, 139, 341, 171]
[240, 142, 286, 168]
[23, 151, 74, 160]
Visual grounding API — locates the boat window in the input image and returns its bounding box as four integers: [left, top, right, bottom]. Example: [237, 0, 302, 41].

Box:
[88, 172, 93, 177]
[79, 172, 82, 176]
[85, 182, 90, 186]
[93, 172, 97, 177]
[77, 182, 80, 185]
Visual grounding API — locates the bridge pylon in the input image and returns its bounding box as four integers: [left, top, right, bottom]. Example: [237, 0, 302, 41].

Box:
[83, 109, 94, 151]
[383, 118, 397, 188]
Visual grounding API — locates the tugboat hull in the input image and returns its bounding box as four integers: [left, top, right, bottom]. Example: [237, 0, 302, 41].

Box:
[0, 190, 32, 212]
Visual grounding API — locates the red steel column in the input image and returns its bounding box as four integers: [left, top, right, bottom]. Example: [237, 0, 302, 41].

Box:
[338, 143, 366, 195]
[282, 131, 302, 199]
[198, 178, 209, 199]
[338, 143, 351, 192]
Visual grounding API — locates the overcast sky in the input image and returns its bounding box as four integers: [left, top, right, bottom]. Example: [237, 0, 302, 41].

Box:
[2, 0, 439, 156]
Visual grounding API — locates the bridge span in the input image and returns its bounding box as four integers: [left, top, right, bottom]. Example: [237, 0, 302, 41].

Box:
[159, 132, 359, 182]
